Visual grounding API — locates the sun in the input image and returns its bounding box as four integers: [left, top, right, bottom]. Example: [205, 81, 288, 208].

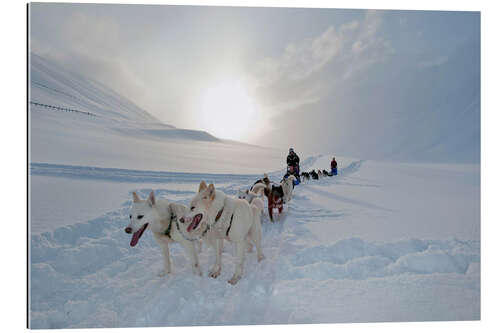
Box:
[199, 79, 257, 141]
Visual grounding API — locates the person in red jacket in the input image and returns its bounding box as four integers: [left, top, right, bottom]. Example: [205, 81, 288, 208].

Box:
[331, 157, 338, 176]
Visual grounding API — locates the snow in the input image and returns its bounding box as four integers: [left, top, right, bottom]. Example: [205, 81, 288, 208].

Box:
[28, 54, 480, 329]
[29, 53, 283, 174]
[301, 156, 479, 243]
[29, 157, 480, 328]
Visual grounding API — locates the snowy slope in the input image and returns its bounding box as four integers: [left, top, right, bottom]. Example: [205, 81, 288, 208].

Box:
[29, 53, 283, 173]
[29, 156, 479, 328]
[30, 53, 159, 123]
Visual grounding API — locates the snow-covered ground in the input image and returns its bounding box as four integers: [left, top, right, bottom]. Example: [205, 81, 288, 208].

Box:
[28, 54, 480, 329]
[29, 155, 480, 328]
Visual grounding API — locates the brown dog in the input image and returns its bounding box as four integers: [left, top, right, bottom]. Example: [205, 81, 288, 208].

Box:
[264, 184, 284, 222]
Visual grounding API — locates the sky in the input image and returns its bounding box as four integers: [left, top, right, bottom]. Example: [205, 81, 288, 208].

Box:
[30, 3, 480, 162]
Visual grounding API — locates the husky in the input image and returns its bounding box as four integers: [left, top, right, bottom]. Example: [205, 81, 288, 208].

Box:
[322, 169, 330, 177]
[251, 173, 271, 190]
[264, 184, 284, 222]
[310, 170, 319, 180]
[125, 191, 202, 276]
[281, 174, 296, 203]
[301, 172, 310, 181]
[182, 181, 265, 285]
[238, 186, 265, 219]
[238, 183, 266, 209]
[238, 183, 265, 251]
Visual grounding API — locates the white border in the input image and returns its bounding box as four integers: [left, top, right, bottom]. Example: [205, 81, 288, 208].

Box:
[2, 0, 498, 332]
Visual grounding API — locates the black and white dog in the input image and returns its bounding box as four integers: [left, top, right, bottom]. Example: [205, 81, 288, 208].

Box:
[301, 172, 310, 181]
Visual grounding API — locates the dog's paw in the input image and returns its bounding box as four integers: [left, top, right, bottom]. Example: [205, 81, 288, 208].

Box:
[228, 275, 241, 285]
[209, 268, 221, 279]
[258, 254, 265, 262]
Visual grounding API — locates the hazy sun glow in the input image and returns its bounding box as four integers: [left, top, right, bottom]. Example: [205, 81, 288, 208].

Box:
[200, 79, 258, 141]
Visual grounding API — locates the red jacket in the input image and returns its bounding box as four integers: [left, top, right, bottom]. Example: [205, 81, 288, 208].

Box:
[331, 160, 337, 169]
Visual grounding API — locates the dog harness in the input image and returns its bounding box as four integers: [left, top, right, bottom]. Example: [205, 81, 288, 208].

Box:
[202, 206, 234, 238]
[166, 212, 204, 242]
[169, 206, 235, 241]
[226, 214, 234, 237]
[174, 219, 202, 242]
[164, 215, 173, 238]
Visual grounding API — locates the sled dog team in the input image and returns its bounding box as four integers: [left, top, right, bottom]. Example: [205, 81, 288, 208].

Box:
[124, 172, 301, 285]
[301, 169, 335, 181]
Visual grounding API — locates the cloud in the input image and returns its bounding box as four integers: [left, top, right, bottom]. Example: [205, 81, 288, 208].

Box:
[255, 23, 348, 85]
[252, 10, 393, 114]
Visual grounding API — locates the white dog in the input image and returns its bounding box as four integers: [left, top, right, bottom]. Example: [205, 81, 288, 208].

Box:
[281, 175, 296, 203]
[182, 181, 264, 285]
[238, 183, 265, 251]
[238, 183, 266, 214]
[125, 191, 202, 276]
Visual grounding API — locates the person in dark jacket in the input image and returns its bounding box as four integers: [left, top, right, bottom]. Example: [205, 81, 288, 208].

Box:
[331, 157, 338, 176]
[287, 148, 300, 168]
[286, 148, 300, 184]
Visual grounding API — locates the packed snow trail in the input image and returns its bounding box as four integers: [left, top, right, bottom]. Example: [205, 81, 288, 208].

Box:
[29, 158, 480, 328]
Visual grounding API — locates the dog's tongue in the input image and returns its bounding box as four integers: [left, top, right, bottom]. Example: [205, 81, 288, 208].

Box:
[130, 224, 148, 247]
[187, 214, 202, 232]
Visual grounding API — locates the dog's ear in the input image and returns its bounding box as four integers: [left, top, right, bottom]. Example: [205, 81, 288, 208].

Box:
[132, 192, 140, 203]
[147, 191, 155, 206]
[198, 181, 207, 193]
[207, 184, 216, 200]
